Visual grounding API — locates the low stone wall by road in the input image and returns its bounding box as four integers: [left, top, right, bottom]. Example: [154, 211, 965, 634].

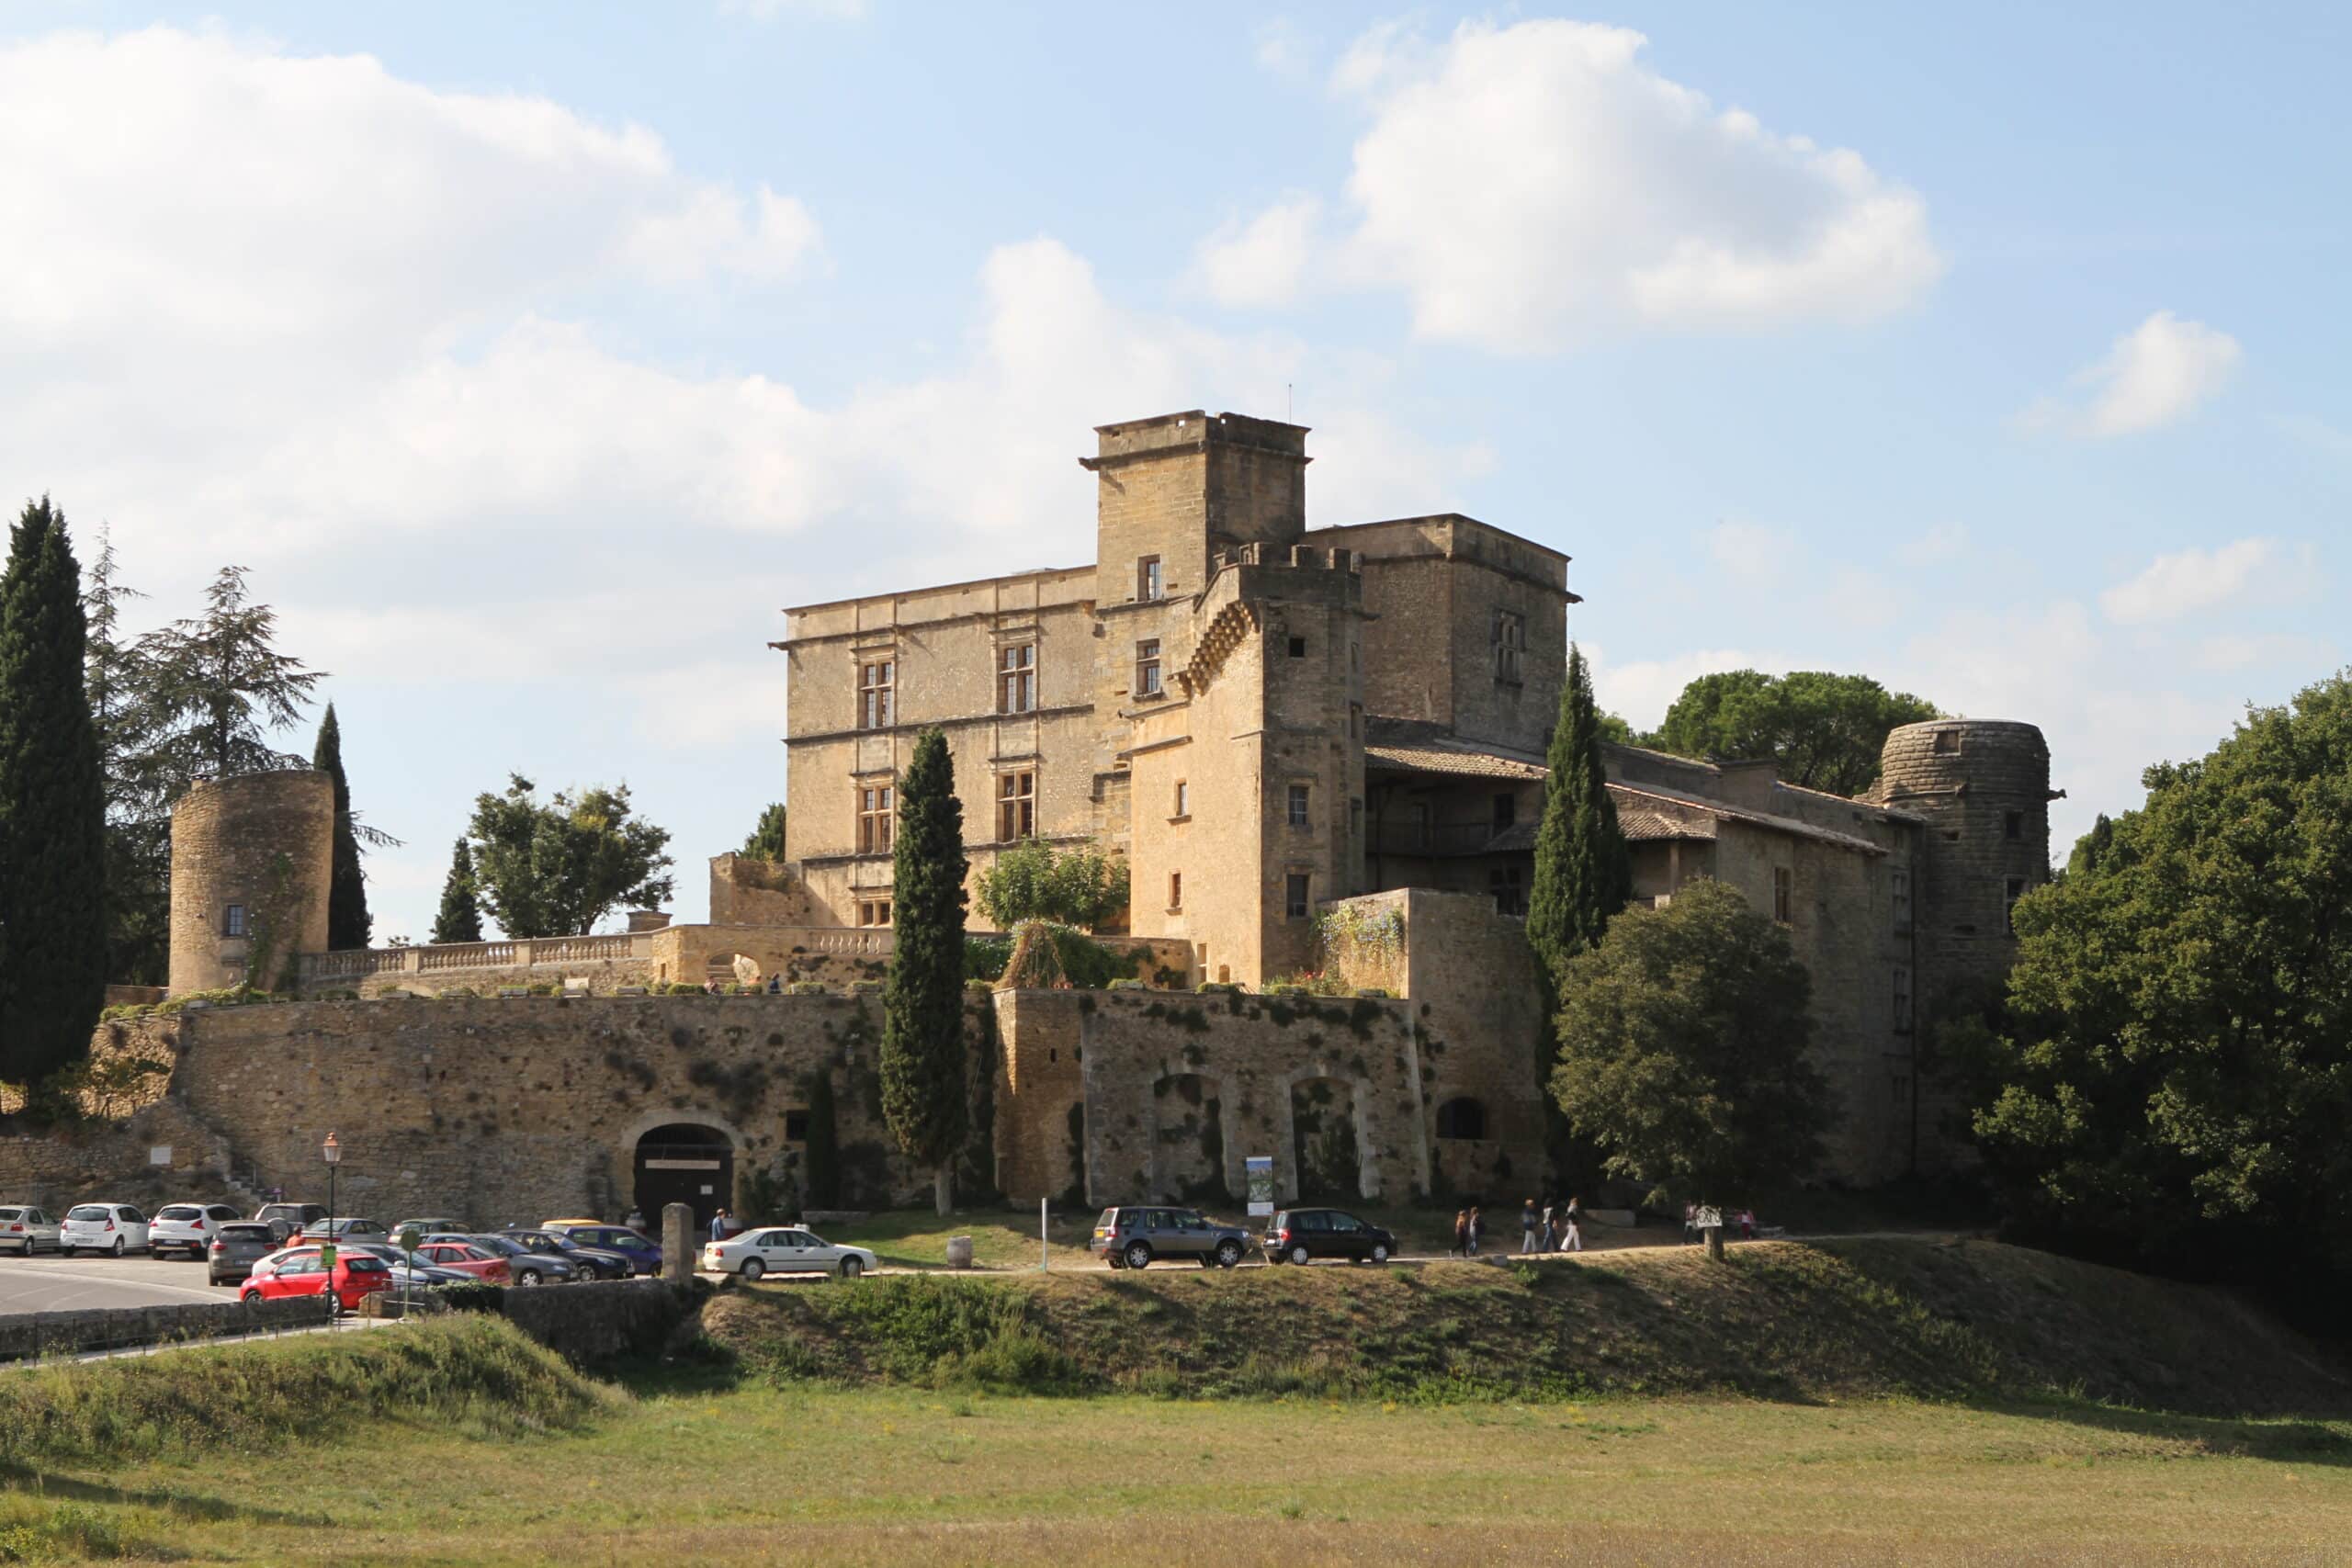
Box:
[0, 1294, 330, 1362]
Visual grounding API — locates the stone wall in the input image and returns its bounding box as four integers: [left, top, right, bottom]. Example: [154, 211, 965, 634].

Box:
[0, 1295, 329, 1362]
[707, 853, 818, 926]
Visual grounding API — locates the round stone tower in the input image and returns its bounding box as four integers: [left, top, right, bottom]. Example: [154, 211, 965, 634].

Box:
[1874, 719, 2053, 1010]
[167, 770, 335, 996]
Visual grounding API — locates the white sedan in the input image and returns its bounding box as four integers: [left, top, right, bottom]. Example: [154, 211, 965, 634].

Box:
[703, 1227, 876, 1280]
[61, 1202, 152, 1256]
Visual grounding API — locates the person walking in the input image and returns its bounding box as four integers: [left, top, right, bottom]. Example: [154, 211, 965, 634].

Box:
[1540, 1200, 1557, 1252]
[1466, 1205, 1484, 1258]
[1451, 1208, 1469, 1258]
[708, 1207, 732, 1244]
[1520, 1199, 1541, 1255]
[1562, 1195, 1586, 1254]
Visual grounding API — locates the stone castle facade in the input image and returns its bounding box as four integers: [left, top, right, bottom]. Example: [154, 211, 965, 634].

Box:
[88, 408, 2053, 1229]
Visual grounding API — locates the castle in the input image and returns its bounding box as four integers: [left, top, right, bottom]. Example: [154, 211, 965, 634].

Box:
[52, 409, 2052, 1229]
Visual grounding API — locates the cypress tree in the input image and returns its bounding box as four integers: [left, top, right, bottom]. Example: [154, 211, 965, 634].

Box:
[429, 839, 484, 944]
[311, 704, 370, 950]
[1527, 643, 1633, 976]
[741, 803, 788, 861]
[879, 728, 969, 1215]
[0, 498, 109, 1087]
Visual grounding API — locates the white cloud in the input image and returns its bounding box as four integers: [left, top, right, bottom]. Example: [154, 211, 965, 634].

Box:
[1705, 517, 1793, 578]
[1301, 18, 1939, 351]
[2021, 310, 2241, 437]
[2099, 538, 2274, 625]
[1194, 196, 1320, 308]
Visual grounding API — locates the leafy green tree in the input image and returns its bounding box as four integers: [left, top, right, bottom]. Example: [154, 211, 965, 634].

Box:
[1551, 878, 1834, 1256]
[1527, 643, 1632, 976]
[0, 499, 109, 1087]
[429, 839, 484, 945]
[1968, 674, 2352, 1300]
[130, 564, 323, 783]
[311, 705, 370, 950]
[741, 803, 788, 861]
[2063, 812, 2116, 882]
[1652, 670, 1938, 796]
[973, 838, 1130, 931]
[465, 775, 675, 937]
[79, 529, 169, 985]
[880, 728, 969, 1215]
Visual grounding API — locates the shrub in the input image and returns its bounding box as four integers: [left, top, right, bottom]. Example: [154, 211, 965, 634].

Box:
[998, 919, 1136, 990]
[666, 983, 704, 996]
[964, 933, 1012, 983]
[1108, 977, 1144, 990]
[850, 979, 884, 995]
[1266, 983, 1310, 998]
[1196, 981, 1244, 995]
[526, 982, 557, 997]
[439, 987, 479, 999]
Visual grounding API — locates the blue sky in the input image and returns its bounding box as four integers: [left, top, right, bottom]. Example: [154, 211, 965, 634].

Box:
[4, 3, 2344, 942]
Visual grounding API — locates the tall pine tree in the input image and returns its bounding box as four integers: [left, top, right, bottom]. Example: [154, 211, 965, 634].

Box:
[429, 840, 483, 944]
[311, 704, 371, 950]
[0, 499, 109, 1087]
[80, 528, 170, 986]
[1527, 643, 1633, 975]
[879, 728, 969, 1215]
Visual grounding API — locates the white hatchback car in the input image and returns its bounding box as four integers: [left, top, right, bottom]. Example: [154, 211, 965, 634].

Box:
[702, 1226, 877, 1280]
[60, 1202, 152, 1256]
[0, 1205, 62, 1255]
[151, 1202, 245, 1260]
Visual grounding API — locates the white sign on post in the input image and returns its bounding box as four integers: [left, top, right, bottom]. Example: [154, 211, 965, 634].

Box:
[1245, 1156, 1275, 1217]
[148, 1145, 172, 1166]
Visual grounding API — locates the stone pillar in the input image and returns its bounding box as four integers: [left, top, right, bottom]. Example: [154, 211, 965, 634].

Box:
[662, 1201, 694, 1283]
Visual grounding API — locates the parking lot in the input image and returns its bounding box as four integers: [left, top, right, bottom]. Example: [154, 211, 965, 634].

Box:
[0, 1250, 238, 1314]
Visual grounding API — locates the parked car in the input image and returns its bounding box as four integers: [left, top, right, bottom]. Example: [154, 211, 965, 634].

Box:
[701, 1226, 876, 1281]
[499, 1227, 633, 1280]
[1089, 1206, 1250, 1270]
[389, 1218, 468, 1243]
[1263, 1208, 1396, 1266]
[343, 1242, 476, 1291]
[207, 1222, 283, 1285]
[0, 1205, 61, 1256]
[299, 1216, 391, 1244]
[540, 1221, 664, 1275]
[152, 1202, 245, 1259]
[239, 1247, 394, 1314]
[254, 1202, 328, 1242]
[61, 1202, 151, 1256]
[409, 1241, 512, 1284]
[424, 1234, 574, 1286]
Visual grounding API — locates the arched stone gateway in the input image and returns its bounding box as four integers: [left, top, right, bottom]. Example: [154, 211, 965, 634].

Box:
[1288, 1076, 1366, 1202]
[1149, 1072, 1229, 1203]
[632, 1122, 734, 1233]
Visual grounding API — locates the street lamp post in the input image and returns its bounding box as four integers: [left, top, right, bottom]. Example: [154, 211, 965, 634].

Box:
[322, 1133, 340, 1330]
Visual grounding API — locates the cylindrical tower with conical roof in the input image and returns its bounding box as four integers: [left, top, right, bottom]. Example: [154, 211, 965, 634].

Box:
[167, 771, 334, 995]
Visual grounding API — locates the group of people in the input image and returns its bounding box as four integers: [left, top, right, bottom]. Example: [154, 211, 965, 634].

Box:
[1446, 1197, 1588, 1257]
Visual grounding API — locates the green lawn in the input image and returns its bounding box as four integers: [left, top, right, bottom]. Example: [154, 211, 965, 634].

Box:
[17, 1380, 2350, 1564]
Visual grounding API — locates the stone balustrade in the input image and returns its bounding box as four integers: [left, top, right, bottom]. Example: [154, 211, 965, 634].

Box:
[300, 931, 653, 986]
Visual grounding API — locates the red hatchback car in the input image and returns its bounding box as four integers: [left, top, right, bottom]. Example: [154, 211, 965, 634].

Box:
[413, 1241, 512, 1284]
[240, 1247, 395, 1314]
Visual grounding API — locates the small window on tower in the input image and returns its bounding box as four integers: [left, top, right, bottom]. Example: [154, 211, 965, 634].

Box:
[1492, 793, 1516, 830]
[1137, 557, 1163, 602]
[1288, 784, 1311, 829]
[785, 1110, 811, 1143]
[2004, 809, 2024, 841]
[222, 905, 247, 938]
[1933, 729, 1961, 755]
[1288, 636, 1306, 659]
[1891, 868, 1912, 932]
[1172, 780, 1189, 818]
[1135, 639, 1162, 697]
[1168, 872, 1182, 911]
[1493, 609, 1525, 684]
[1772, 866, 1793, 924]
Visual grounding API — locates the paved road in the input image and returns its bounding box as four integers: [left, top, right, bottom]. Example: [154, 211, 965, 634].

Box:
[0, 1251, 239, 1314]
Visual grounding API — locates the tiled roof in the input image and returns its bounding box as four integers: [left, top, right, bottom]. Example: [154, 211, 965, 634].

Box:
[1363, 741, 1547, 781]
[1611, 793, 1715, 842]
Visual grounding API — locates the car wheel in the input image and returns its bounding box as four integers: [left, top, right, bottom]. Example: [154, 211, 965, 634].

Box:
[1288, 1244, 1311, 1266]
[517, 1269, 542, 1286]
[1106, 1255, 1125, 1269]
[1124, 1242, 1152, 1270]
[838, 1257, 865, 1280]
[741, 1258, 764, 1281]
[111, 1237, 125, 1257]
[240, 1289, 261, 1306]
[1215, 1240, 1243, 1269]
[1371, 1243, 1391, 1264]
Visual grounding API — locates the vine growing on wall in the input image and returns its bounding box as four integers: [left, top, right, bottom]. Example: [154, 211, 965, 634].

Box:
[1314, 904, 1404, 994]
[241, 851, 302, 994]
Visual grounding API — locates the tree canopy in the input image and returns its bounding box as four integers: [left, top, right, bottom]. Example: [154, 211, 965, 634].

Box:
[1965, 673, 2352, 1300]
[880, 728, 969, 1215]
[1649, 670, 1939, 796]
[1551, 878, 1834, 1211]
[79, 530, 170, 985]
[311, 705, 371, 950]
[973, 838, 1130, 932]
[464, 775, 674, 937]
[741, 803, 788, 861]
[0, 499, 109, 1087]
[131, 565, 323, 784]
[1527, 643, 1631, 975]
[429, 839, 484, 945]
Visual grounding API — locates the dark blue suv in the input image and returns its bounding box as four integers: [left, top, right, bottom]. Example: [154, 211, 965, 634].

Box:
[537, 1222, 663, 1275]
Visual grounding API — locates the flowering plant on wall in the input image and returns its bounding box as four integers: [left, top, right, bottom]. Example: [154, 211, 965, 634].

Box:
[1315, 905, 1405, 994]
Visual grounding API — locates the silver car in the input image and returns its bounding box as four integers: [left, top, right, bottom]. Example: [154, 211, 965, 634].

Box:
[0, 1205, 61, 1255]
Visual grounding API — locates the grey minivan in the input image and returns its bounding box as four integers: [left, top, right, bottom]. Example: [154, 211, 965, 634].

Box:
[1089, 1206, 1251, 1270]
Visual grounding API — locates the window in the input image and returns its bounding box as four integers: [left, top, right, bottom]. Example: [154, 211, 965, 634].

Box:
[1168, 872, 1182, 911]
[1891, 868, 1912, 932]
[1492, 793, 1516, 830]
[785, 1111, 811, 1142]
[1435, 1098, 1487, 1140]
[1493, 609, 1525, 684]
[2005, 876, 2028, 934]
[1137, 556, 1162, 602]
[2004, 809, 2024, 841]
[856, 784, 894, 854]
[222, 904, 247, 937]
[1172, 780, 1190, 818]
[1489, 865, 1525, 918]
[1893, 965, 1914, 1032]
[1287, 635, 1306, 659]
[1933, 728, 1961, 755]
[858, 660, 895, 728]
[857, 899, 892, 927]
[1135, 638, 1162, 697]
[997, 772, 1035, 840]
[1287, 783, 1311, 829]
[998, 644, 1036, 714]
[1772, 866, 1793, 924]
[1284, 873, 1310, 919]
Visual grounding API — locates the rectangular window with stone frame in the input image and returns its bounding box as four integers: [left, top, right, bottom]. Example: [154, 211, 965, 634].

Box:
[1136, 556, 1162, 602]
[999, 644, 1036, 714]
[1772, 865, 1792, 924]
[1890, 867, 1912, 932]
[1493, 609, 1525, 685]
[997, 772, 1035, 841]
[1168, 871, 1182, 912]
[223, 904, 246, 937]
[857, 659, 895, 729]
[1284, 872, 1311, 919]
[1135, 638, 1162, 697]
[857, 898, 892, 927]
[1287, 782, 1311, 829]
[856, 784, 894, 854]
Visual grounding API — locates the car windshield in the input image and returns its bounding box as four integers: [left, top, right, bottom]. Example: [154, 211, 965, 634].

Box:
[0, 1209, 21, 1221]
[344, 1256, 388, 1272]
[219, 1225, 273, 1241]
[67, 1206, 107, 1221]
[158, 1206, 201, 1221]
